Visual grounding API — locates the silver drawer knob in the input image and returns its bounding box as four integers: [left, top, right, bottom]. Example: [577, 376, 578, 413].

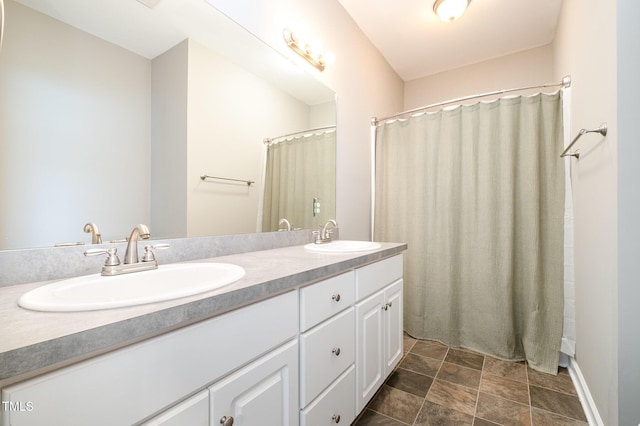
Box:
[332, 347, 341, 356]
[332, 294, 341, 302]
[220, 416, 234, 426]
[332, 414, 341, 423]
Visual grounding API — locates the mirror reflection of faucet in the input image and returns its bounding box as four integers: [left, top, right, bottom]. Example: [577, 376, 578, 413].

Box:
[84, 224, 169, 276]
[83, 222, 102, 244]
[278, 218, 292, 231]
[109, 238, 129, 243]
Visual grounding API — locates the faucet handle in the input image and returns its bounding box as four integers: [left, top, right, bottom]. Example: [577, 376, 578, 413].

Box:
[84, 247, 120, 267]
[312, 229, 321, 241]
[142, 244, 170, 262]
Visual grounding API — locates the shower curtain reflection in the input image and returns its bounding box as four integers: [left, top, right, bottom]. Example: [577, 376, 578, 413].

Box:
[374, 92, 565, 373]
[262, 129, 336, 232]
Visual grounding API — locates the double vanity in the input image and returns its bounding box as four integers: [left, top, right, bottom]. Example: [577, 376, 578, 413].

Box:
[0, 236, 406, 425]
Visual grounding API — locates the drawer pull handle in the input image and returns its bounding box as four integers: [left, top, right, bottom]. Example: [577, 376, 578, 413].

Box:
[220, 416, 234, 426]
[332, 414, 341, 423]
[332, 347, 341, 356]
[332, 294, 341, 302]
[382, 304, 388, 311]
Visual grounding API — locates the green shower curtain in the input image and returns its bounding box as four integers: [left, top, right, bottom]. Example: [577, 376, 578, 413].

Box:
[262, 131, 336, 232]
[374, 92, 565, 373]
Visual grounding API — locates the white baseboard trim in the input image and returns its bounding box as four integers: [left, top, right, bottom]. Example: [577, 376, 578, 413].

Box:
[567, 357, 605, 426]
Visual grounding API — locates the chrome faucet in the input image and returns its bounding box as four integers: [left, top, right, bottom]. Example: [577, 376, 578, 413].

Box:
[83, 222, 102, 244]
[124, 224, 150, 264]
[85, 224, 165, 276]
[314, 219, 338, 244]
[278, 218, 292, 231]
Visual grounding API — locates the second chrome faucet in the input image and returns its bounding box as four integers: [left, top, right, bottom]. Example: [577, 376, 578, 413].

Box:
[313, 219, 338, 244]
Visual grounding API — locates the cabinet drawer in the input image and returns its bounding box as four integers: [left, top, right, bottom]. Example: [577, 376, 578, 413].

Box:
[355, 255, 403, 301]
[300, 366, 355, 426]
[300, 308, 354, 407]
[300, 271, 354, 332]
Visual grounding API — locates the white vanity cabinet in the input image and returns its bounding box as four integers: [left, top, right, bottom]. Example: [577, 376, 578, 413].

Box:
[355, 255, 404, 413]
[299, 271, 356, 426]
[1, 251, 405, 426]
[1, 291, 299, 426]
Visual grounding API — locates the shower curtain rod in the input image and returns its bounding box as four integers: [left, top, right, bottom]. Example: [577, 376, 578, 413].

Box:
[371, 75, 572, 127]
[263, 125, 336, 145]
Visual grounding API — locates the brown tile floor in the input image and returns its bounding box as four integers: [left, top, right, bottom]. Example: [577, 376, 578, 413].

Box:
[352, 334, 588, 426]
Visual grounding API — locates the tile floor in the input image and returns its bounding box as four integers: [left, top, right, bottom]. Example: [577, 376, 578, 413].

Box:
[352, 334, 588, 426]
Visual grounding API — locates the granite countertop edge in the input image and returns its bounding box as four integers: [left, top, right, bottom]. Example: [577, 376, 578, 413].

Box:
[0, 243, 407, 382]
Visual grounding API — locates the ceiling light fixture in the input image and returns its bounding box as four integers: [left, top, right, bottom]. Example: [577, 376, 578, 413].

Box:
[433, 0, 471, 22]
[283, 28, 334, 72]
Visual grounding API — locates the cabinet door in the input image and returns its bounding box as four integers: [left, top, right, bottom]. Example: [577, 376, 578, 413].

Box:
[209, 339, 299, 426]
[355, 290, 385, 413]
[384, 279, 404, 372]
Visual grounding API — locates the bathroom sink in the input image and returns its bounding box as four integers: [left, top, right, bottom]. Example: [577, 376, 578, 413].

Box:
[304, 240, 382, 253]
[18, 263, 246, 312]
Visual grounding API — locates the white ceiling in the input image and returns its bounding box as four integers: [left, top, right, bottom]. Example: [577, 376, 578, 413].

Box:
[337, 0, 564, 81]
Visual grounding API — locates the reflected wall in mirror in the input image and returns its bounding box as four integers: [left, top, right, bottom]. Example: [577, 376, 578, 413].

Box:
[0, 0, 336, 251]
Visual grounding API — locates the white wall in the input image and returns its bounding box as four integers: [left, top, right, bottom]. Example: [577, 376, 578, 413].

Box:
[309, 101, 337, 128]
[403, 44, 554, 109]
[150, 40, 189, 240]
[0, 0, 151, 248]
[617, 1, 640, 424]
[553, 0, 619, 424]
[207, 0, 404, 240]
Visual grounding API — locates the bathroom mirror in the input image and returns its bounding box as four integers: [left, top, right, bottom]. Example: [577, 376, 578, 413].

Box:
[0, 0, 336, 250]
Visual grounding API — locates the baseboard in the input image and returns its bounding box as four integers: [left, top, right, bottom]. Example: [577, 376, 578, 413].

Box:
[567, 357, 605, 426]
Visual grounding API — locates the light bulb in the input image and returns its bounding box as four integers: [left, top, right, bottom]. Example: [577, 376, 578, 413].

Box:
[321, 51, 336, 65]
[433, 0, 470, 22]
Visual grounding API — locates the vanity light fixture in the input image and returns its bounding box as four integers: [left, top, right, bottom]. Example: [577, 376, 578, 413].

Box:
[283, 28, 334, 72]
[433, 0, 471, 22]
